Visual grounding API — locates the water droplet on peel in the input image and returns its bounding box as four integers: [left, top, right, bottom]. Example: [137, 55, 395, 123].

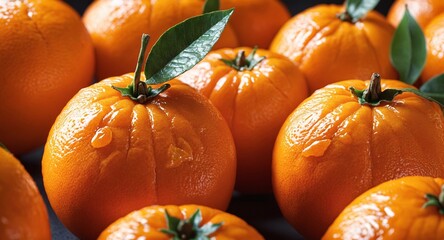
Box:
[91, 126, 113, 149]
[167, 138, 193, 168]
[302, 139, 332, 158]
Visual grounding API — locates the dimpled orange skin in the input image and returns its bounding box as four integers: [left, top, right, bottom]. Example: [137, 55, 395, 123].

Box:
[421, 13, 444, 83]
[220, 0, 290, 48]
[42, 75, 236, 239]
[273, 79, 444, 239]
[323, 176, 444, 239]
[0, 147, 51, 239]
[178, 47, 308, 193]
[270, 5, 398, 93]
[387, 0, 444, 29]
[82, 0, 239, 80]
[0, 0, 94, 155]
[99, 204, 264, 239]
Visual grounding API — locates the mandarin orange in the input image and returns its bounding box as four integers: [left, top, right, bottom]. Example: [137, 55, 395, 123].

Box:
[99, 204, 264, 239]
[0, 146, 50, 239]
[270, 4, 398, 92]
[178, 47, 308, 193]
[273, 74, 444, 239]
[0, 0, 95, 154]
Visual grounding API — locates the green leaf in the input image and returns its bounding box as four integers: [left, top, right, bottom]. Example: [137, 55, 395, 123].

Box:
[145, 9, 234, 84]
[112, 85, 135, 100]
[189, 208, 203, 227]
[203, 0, 219, 14]
[390, 7, 426, 85]
[419, 74, 444, 105]
[162, 210, 181, 236]
[345, 0, 380, 22]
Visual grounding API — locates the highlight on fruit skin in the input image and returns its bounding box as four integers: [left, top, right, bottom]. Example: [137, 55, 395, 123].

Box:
[323, 176, 444, 240]
[0, 145, 51, 240]
[98, 204, 264, 240]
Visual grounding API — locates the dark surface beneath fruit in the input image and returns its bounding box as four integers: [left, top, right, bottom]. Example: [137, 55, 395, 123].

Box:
[25, 1, 395, 239]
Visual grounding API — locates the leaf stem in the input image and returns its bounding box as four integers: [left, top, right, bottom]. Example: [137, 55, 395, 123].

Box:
[133, 34, 150, 97]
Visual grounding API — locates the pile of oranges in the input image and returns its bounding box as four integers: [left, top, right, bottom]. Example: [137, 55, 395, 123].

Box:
[1, 0, 444, 239]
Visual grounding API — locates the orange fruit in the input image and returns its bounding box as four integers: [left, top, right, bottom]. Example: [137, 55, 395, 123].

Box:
[82, 0, 239, 80]
[270, 4, 398, 92]
[0, 0, 95, 155]
[42, 75, 236, 239]
[323, 176, 444, 239]
[99, 204, 264, 239]
[220, 0, 290, 48]
[387, 0, 444, 29]
[273, 74, 444, 239]
[0, 146, 50, 239]
[421, 13, 444, 82]
[178, 47, 308, 193]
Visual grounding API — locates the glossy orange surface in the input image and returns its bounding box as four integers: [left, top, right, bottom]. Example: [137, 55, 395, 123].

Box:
[323, 176, 444, 239]
[42, 75, 236, 239]
[83, 0, 239, 80]
[270, 4, 398, 93]
[178, 47, 308, 193]
[387, 0, 444, 29]
[273, 79, 444, 239]
[421, 13, 444, 82]
[0, 0, 95, 154]
[99, 204, 264, 239]
[0, 147, 51, 239]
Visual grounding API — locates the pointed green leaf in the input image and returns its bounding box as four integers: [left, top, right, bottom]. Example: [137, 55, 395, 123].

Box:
[189, 208, 203, 227]
[145, 9, 234, 84]
[345, 0, 380, 22]
[420, 74, 444, 105]
[390, 7, 426, 85]
[112, 85, 136, 100]
[163, 210, 181, 234]
[199, 222, 223, 236]
[203, 0, 219, 14]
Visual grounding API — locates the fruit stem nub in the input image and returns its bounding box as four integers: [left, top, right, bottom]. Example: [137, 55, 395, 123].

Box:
[350, 73, 403, 106]
[220, 47, 266, 71]
[112, 34, 171, 104]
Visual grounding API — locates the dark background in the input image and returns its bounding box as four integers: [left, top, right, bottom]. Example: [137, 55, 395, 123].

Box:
[30, 1, 396, 239]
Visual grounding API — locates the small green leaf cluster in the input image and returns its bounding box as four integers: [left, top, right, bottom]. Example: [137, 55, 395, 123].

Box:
[219, 47, 266, 71]
[423, 185, 444, 215]
[161, 209, 223, 240]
